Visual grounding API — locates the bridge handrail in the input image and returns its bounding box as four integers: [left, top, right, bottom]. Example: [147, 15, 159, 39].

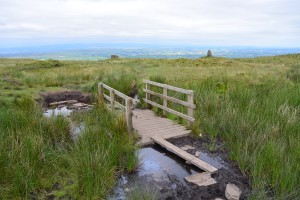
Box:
[143, 79, 195, 124]
[98, 82, 133, 137]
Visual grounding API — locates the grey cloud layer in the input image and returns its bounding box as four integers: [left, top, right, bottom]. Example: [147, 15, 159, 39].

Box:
[0, 0, 299, 47]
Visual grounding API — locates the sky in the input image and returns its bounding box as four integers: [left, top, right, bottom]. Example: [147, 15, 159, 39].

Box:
[0, 0, 300, 48]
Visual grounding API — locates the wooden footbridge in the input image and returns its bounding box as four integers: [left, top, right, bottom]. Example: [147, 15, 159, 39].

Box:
[98, 80, 218, 176]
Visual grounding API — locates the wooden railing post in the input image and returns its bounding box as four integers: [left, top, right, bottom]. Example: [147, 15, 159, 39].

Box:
[110, 90, 115, 110]
[187, 91, 194, 126]
[163, 87, 168, 116]
[98, 83, 104, 104]
[146, 82, 151, 108]
[126, 98, 133, 138]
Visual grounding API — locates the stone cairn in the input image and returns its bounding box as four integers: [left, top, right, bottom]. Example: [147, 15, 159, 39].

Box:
[207, 50, 212, 57]
[111, 55, 119, 59]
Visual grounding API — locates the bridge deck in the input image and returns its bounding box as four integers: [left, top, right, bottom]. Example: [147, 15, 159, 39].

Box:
[133, 109, 191, 146]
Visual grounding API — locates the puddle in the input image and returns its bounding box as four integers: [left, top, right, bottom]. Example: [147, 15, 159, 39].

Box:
[109, 145, 201, 200]
[198, 152, 229, 170]
[71, 122, 85, 140]
[43, 106, 73, 117]
[137, 146, 200, 182]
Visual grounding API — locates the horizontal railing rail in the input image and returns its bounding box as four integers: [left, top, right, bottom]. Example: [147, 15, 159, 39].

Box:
[98, 82, 133, 137]
[143, 79, 195, 124]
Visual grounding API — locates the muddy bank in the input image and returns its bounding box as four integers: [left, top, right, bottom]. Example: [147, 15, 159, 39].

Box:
[38, 90, 93, 106]
[168, 136, 252, 200]
[111, 136, 252, 200]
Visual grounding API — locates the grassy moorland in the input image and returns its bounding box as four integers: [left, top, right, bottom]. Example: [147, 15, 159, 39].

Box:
[0, 54, 299, 199]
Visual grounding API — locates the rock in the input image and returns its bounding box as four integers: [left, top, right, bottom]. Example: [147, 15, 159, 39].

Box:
[171, 183, 177, 190]
[225, 184, 242, 200]
[124, 188, 130, 192]
[207, 50, 212, 57]
[195, 151, 201, 157]
[111, 55, 119, 59]
[180, 145, 195, 151]
[184, 172, 217, 187]
[185, 161, 192, 165]
[180, 146, 190, 151]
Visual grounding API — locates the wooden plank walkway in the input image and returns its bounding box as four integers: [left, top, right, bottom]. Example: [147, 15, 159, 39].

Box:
[152, 136, 218, 173]
[133, 109, 191, 146]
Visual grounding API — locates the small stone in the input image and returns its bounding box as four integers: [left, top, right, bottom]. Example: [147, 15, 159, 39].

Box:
[186, 145, 195, 150]
[180, 146, 189, 151]
[180, 145, 195, 151]
[124, 188, 130, 192]
[195, 151, 201, 157]
[225, 184, 242, 200]
[171, 183, 177, 190]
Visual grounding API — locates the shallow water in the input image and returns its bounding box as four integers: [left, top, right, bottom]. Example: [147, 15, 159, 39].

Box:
[110, 145, 201, 199]
[199, 152, 229, 170]
[43, 106, 73, 117]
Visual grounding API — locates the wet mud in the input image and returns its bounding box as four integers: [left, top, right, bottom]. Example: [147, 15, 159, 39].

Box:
[111, 136, 252, 200]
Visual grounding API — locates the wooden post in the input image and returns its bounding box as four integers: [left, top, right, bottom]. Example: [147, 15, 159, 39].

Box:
[110, 90, 115, 111]
[146, 83, 151, 108]
[126, 98, 133, 138]
[98, 83, 104, 104]
[187, 92, 194, 126]
[163, 87, 168, 116]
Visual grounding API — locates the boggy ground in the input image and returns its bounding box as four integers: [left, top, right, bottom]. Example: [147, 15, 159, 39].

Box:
[167, 135, 252, 200]
[111, 135, 251, 200]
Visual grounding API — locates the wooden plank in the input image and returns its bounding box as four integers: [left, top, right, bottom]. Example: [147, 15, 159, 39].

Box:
[98, 83, 104, 104]
[114, 101, 125, 110]
[163, 87, 168, 116]
[102, 84, 130, 100]
[146, 82, 151, 108]
[110, 90, 115, 110]
[143, 79, 193, 95]
[135, 124, 187, 132]
[185, 172, 217, 187]
[151, 136, 218, 173]
[103, 94, 111, 101]
[126, 98, 133, 138]
[143, 89, 196, 109]
[104, 94, 125, 110]
[140, 130, 191, 138]
[143, 99, 195, 122]
[137, 129, 189, 137]
[187, 92, 194, 126]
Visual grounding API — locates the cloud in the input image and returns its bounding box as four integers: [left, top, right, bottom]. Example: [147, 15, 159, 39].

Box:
[0, 0, 299, 47]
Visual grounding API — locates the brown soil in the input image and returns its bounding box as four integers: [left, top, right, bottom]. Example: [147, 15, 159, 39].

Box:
[167, 135, 252, 200]
[38, 90, 93, 106]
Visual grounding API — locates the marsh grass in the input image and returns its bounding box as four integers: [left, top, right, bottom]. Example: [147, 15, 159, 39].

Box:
[0, 99, 137, 199]
[0, 55, 299, 199]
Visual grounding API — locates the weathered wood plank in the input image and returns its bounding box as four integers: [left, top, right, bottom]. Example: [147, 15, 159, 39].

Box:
[143, 99, 195, 122]
[151, 136, 218, 173]
[126, 98, 133, 138]
[102, 84, 131, 100]
[143, 89, 196, 109]
[143, 79, 193, 95]
[187, 92, 194, 126]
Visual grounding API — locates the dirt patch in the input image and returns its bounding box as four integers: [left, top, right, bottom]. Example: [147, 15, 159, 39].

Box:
[38, 90, 93, 106]
[167, 136, 252, 199]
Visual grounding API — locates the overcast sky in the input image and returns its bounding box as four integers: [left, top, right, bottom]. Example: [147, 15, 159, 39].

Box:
[0, 0, 299, 48]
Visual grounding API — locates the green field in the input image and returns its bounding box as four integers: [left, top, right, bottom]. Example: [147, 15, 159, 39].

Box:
[0, 55, 299, 199]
